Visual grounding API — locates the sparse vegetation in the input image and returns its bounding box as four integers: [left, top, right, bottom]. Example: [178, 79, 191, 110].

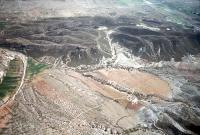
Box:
[0, 58, 22, 98]
[27, 57, 48, 78]
[0, 21, 6, 30]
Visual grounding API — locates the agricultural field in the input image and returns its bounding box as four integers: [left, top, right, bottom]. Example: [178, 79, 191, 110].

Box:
[0, 58, 22, 98]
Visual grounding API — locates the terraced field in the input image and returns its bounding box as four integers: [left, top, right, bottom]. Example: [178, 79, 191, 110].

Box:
[0, 58, 23, 98]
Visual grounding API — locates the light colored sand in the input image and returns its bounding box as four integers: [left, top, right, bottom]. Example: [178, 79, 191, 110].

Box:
[32, 77, 57, 99]
[30, 69, 140, 131]
[93, 69, 171, 98]
[67, 71, 129, 107]
[100, 100, 138, 129]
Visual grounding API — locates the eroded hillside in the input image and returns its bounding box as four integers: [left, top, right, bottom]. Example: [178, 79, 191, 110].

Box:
[0, 0, 200, 135]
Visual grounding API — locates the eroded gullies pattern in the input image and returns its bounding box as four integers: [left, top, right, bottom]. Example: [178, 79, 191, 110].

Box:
[111, 26, 200, 62]
[1, 16, 200, 67]
[0, 2, 200, 134]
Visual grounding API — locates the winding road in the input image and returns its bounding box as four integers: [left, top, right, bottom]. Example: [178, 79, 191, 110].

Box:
[0, 50, 27, 109]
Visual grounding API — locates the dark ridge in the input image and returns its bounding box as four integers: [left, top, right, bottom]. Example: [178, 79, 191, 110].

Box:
[189, 32, 200, 45]
[1, 16, 200, 64]
[117, 27, 163, 36]
[156, 121, 185, 135]
[165, 110, 200, 135]
[111, 27, 200, 62]
[142, 19, 162, 25]
[185, 125, 200, 135]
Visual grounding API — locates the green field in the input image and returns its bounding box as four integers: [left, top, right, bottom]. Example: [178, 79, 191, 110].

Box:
[0, 58, 22, 98]
[27, 57, 48, 78]
[0, 57, 48, 98]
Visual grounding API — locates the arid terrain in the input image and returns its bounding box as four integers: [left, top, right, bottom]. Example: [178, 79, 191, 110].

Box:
[0, 0, 200, 135]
